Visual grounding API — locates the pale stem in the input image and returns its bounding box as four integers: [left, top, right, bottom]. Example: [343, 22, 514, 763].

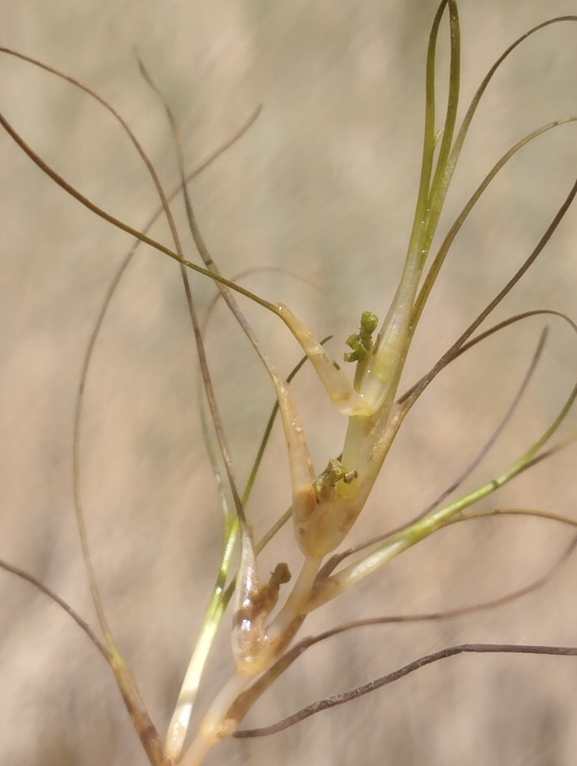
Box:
[165, 607, 224, 762]
[360, 250, 421, 412]
[165, 518, 239, 761]
[267, 555, 322, 640]
[340, 387, 399, 480]
[179, 670, 253, 766]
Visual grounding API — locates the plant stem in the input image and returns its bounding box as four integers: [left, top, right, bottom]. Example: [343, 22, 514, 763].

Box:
[180, 670, 253, 766]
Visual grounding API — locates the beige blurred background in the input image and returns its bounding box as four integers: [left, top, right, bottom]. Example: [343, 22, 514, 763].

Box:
[1, 1, 577, 764]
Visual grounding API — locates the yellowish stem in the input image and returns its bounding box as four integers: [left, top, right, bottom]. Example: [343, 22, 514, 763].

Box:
[179, 670, 253, 766]
[267, 555, 322, 639]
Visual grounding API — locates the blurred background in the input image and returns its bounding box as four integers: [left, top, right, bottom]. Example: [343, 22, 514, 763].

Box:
[1, 0, 577, 763]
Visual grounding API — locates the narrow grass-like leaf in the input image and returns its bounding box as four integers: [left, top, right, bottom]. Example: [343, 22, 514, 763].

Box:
[413, 117, 577, 331]
[234, 643, 577, 738]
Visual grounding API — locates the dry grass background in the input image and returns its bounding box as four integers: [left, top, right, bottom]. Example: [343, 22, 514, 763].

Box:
[1, 0, 577, 764]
